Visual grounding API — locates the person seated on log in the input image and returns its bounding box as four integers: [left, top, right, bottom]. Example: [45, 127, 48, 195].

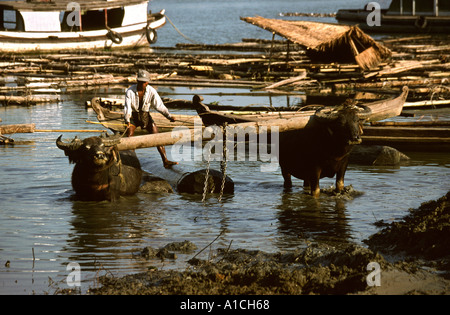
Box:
[124, 69, 178, 169]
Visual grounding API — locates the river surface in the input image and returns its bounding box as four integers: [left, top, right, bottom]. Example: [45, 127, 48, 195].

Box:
[1, 0, 449, 294]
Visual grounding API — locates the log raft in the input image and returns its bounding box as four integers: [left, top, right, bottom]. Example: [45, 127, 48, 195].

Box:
[0, 33, 448, 104]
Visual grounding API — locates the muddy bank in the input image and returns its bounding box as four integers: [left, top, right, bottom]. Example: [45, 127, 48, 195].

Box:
[366, 191, 450, 270]
[90, 192, 450, 295]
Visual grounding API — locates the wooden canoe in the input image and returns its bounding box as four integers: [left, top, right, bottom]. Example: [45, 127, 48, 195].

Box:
[89, 96, 316, 134]
[89, 87, 408, 136]
[89, 97, 197, 135]
[194, 87, 409, 127]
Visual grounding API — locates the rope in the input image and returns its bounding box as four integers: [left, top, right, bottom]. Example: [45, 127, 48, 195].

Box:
[165, 15, 202, 44]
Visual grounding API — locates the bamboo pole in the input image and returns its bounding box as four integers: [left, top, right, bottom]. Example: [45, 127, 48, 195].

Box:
[35, 129, 106, 133]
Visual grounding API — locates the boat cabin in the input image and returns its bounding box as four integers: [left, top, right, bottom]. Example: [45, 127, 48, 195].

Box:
[336, 0, 450, 33]
[386, 0, 450, 17]
[0, 0, 148, 32]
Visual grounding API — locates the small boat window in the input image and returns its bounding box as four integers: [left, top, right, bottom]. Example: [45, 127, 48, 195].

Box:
[388, 0, 443, 16]
[415, 1, 434, 15]
[0, 8, 24, 31]
[441, 1, 450, 14]
[61, 7, 125, 31]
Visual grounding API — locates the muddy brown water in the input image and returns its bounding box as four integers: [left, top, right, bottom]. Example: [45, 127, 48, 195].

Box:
[1, 88, 449, 294]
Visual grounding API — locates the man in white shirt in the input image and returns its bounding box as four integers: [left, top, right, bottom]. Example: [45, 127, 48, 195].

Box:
[124, 70, 178, 168]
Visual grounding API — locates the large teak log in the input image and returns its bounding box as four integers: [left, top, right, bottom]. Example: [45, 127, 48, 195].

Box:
[116, 115, 312, 151]
[140, 155, 233, 194]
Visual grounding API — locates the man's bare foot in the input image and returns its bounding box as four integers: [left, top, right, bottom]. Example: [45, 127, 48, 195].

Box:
[163, 160, 178, 169]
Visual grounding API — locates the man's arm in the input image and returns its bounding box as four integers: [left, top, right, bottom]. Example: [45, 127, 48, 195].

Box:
[124, 89, 133, 124]
[148, 86, 175, 122]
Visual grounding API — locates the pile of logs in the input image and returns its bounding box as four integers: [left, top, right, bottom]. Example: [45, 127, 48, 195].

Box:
[0, 34, 449, 106]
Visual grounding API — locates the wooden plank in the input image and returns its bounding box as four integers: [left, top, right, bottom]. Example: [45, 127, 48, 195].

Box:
[363, 126, 450, 138]
[371, 121, 450, 127]
[362, 135, 450, 144]
[262, 72, 307, 90]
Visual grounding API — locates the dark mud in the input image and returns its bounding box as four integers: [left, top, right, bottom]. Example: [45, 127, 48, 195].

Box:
[366, 191, 450, 270]
[90, 191, 450, 295]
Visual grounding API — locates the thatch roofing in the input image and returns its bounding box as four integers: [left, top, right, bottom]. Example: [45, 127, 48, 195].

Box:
[241, 16, 391, 69]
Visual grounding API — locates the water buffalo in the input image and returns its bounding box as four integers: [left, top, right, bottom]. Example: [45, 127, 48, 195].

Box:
[278, 101, 371, 197]
[56, 134, 142, 201]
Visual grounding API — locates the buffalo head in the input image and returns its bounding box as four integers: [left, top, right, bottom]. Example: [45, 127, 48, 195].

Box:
[314, 101, 372, 146]
[56, 134, 142, 201]
[56, 134, 121, 167]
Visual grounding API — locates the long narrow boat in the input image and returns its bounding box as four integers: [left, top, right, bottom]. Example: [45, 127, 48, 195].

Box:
[89, 95, 319, 134]
[0, 0, 165, 53]
[194, 87, 409, 127]
[90, 87, 409, 135]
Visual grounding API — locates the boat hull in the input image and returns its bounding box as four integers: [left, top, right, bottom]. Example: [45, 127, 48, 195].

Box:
[0, 15, 165, 53]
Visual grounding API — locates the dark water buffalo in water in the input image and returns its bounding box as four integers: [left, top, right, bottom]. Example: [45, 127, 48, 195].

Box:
[57, 134, 142, 201]
[279, 102, 371, 197]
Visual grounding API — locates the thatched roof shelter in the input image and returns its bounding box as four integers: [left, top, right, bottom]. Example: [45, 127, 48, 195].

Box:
[241, 16, 391, 70]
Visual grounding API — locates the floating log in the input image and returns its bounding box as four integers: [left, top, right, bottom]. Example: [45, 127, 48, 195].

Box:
[334, 78, 447, 90]
[140, 155, 233, 194]
[139, 172, 174, 194]
[0, 124, 105, 134]
[0, 95, 60, 105]
[115, 115, 313, 151]
[0, 124, 35, 134]
[0, 134, 15, 145]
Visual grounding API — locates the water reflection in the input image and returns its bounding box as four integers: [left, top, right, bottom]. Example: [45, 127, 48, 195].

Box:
[275, 190, 353, 249]
[64, 197, 156, 271]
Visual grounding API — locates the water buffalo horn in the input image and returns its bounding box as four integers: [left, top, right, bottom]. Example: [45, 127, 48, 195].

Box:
[314, 107, 339, 121]
[56, 135, 82, 151]
[356, 105, 372, 119]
